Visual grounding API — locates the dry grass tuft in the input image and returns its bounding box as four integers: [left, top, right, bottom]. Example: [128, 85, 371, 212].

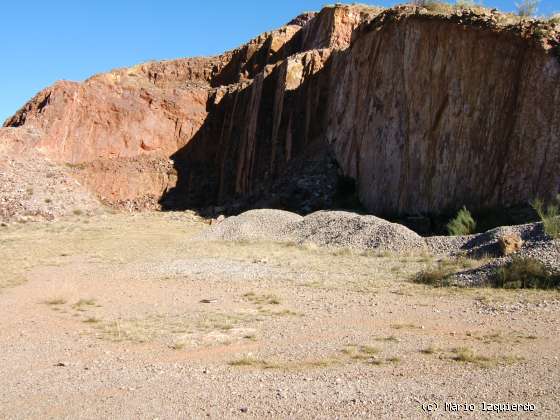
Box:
[413, 256, 488, 287]
[44, 297, 67, 305]
[375, 335, 400, 342]
[494, 257, 560, 290]
[73, 298, 97, 309]
[83, 317, 101, 324]
[228, 356, 337, 370]
[450, 347, 524, 367]
[420, 345, 439, 355]
[243, 292, 281, 305]
[391, 323, 421, 330]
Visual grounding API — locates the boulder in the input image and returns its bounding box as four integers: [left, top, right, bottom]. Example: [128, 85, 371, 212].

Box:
[498, 233, 524, 256]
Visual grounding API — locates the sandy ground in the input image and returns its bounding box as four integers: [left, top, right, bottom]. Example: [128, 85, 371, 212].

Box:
[0, 212, 559, 419]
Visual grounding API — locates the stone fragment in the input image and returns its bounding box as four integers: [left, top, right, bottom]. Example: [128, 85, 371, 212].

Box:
[497, 233, 523, 256]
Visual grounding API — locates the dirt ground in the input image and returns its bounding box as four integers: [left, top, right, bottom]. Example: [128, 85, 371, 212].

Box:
[0, 211, 559, 419]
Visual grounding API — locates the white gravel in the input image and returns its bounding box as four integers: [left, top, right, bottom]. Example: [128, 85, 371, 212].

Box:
[195, 209, 303, 242]
[283, 211, 427, 253]
[197, 210, 427, 253]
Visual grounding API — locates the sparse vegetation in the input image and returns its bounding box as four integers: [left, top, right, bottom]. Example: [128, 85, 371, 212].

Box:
[493, 257, 560, 289]
[258, 308, 300, 317]
[342, 345, 380, 360]
[471, 330, 538, 344]
[65, 162, 87, 170]
[340, 345, 400, 366]
[170, 342, 186, 350]
[413, 256, 485, 287]
[454, 0, 476, 8]
[450, 347, 523, 367]
[414, 266, 451, 287]
[228, 356, 337, 370]
[391, 323, 420, 330]
[451, 347, 491, 365]
[243, 334, 257, 341]
[412, 0, 452, 13]
[228, 357, 265, 367]
[532, 196, 560, 239]
[516, 0, 539, 17]
[447, 206, 476, 236]
[83, 317, 101, 324]
[375, 335, 399, 342]
[73, 298, 97, 310]
[420, 346, 438, 355]
[243, 292, 281, 305]
[44, 297, 67, 305]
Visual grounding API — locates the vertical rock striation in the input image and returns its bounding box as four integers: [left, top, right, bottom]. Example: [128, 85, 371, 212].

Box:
[3, 5, 560, 215]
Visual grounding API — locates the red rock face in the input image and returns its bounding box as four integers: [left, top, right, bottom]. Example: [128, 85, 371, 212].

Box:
[3, 5, 560, 215]
[327, 10, 560, 214]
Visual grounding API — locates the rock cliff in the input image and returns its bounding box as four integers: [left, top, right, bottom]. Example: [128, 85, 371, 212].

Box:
[2, 4, 559, 218]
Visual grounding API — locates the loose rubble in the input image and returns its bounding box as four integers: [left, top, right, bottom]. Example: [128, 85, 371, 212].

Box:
[198, 209, 560, 287]
[197, 210, 426, 253]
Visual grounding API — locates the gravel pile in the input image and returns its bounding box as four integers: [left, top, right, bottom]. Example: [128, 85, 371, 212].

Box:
[195, 209, 303, 242]
[199, 209, 560, 287]
[445, 222, 560, 287]
[283, 211, 427, 253]
[198, 209, 427, 253]
[426, 222, 547, 257]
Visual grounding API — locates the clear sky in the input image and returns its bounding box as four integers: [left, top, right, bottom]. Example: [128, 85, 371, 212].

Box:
[1, 0, 557, 123]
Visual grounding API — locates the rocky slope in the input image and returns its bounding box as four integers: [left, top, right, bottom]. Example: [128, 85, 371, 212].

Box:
[2, 4, 559, 218]
[0, 128, 102, 221]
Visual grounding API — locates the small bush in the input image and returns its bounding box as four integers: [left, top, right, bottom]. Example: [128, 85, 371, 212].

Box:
[532, 196, 560, 239]
[516, 0, 539, 17]
[447, 206, 476, 236]
[549, 13, 560, 25]
[413, 0, 452, 13]
[494, 257, 560, 289]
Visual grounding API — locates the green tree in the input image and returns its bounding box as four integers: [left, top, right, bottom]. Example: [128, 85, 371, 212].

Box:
[446, 207, 477, 236]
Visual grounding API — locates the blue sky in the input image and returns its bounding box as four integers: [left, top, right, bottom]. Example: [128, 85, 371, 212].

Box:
[1, 0, 557, 123]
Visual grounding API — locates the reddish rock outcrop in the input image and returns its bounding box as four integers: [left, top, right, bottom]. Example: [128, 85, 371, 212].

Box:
[3, 5, 560, 217]
[327, 8, 560, 214]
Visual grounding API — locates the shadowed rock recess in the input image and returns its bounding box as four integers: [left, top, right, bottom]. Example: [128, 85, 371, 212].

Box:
[2, 5, 559, 216]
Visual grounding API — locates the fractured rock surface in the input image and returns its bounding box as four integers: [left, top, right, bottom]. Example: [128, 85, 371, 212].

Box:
[2, 5, 559, 217]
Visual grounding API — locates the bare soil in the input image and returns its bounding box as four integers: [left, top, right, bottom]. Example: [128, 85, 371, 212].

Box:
[0, 212, 558, 419]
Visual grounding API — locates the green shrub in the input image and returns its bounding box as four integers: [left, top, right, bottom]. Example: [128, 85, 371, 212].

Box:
[531, 196, 560, 239]
[516, 0, 539, 17]
[494, 257, 560, 289]
[447, 207, 476, 236]
[549, 13, 560, 25]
